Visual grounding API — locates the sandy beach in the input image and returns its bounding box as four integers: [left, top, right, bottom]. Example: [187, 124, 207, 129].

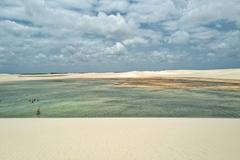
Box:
[0, 118, 240, 160]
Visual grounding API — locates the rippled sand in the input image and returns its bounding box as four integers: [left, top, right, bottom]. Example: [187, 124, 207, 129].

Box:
[0, 118, 240, 160]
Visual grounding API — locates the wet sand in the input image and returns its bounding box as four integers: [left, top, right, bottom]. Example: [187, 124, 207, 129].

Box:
[114, 77, 240, 90]
[0, 118, 240, 160]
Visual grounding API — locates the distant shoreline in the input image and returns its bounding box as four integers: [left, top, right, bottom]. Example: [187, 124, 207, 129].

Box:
[1, 68, 240, 74]
[1, 68, 240, 82]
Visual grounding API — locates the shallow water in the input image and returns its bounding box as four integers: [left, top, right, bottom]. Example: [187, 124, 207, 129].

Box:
[0, 79, 240, 117]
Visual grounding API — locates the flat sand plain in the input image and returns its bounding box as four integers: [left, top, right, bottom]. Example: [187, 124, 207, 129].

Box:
[0, 118, 240, 160]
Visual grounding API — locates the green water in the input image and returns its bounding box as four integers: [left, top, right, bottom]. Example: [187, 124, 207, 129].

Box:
[0, 79, 240, 118]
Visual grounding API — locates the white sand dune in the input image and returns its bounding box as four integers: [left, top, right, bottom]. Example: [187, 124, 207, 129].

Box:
[160, 69, 240, 79]
[0, 118, 240, 160]
[0, 68, 240, 82]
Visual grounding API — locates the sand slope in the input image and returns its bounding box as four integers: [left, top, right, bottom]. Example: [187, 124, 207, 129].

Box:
[0, 118, 240, 160]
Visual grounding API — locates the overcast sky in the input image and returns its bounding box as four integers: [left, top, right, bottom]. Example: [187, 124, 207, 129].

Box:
[0, 0, 240, 73]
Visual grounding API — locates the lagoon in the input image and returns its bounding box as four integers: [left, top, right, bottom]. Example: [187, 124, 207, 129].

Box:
[0, 79, 240, 117]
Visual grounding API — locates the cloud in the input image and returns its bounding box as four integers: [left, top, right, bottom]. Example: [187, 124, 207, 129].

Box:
[106, 42, 126, 55]
[179, 0, 240, 29]
[210, 42, 227, 50]
[123, 37, 148, 46]
[77, 12, 137, 38]
[168, 31, 190, 44]
[97, 0, 129, 13]
[127, 0, 178, 23]
[150, 50, 183, 63]
[0, 0, 240, 72]
[35, 53, 46, 59]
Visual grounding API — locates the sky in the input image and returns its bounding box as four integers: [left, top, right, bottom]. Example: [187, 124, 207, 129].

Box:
[0, 0, 240, 73]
